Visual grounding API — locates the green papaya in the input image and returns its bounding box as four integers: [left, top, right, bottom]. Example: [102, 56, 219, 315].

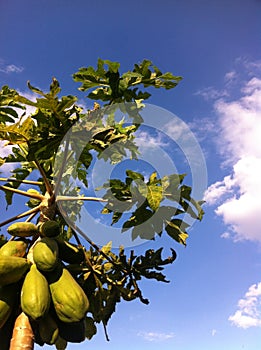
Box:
[0, 240, 28, 257]
[28, 318, 45, 346]
[26, 189, 41, 207]
[38, 313, 59, 345]
[0, 236, 7, 248]
[55, 336, 67, 350]
[57, 318, 86, 343]
[0, 284, 18, 328]
[7, 222, 38, 238]
[49, 267, 89, 323]
[33, 237, 59, 272]
[85, 316, 97, 340]
[0, 256, 30, 286]
[55, 237, 85, 264]
[39, 220, 60, 238]
[21, 264, 50, 320]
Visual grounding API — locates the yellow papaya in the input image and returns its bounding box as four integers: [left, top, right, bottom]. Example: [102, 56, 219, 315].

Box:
[33, 237, 59, 272]
[0, 256, 30, 286]
[49, 267, 89, 323]
[7, 222, 38, 238]
[38, 313, 59, 345]
[55, 237, 85, 264]
[0, 284, 18, 328]
[21, 264, 50, 320]
[0, 240, 28, 257]
[39, 221, 60, 238]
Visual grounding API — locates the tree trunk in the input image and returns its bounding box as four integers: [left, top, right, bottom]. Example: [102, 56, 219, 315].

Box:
[10, 312, 34, 350]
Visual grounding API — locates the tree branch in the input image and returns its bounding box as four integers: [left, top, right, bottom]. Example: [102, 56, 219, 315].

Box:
[33, 159, 53, 196]
[0, 185, 44, 200]
[56, 195, 107, 202]
[0, 206, 40, 228]
[0, 177, 43, 186]
[54, 133, 70, 198]
[25, 210, 39, 222]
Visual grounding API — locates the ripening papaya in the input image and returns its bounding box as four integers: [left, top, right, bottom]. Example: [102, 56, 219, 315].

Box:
[49, 267, 89, 323]
[55, 237, 85, 264]
[33, 237, 59, 272]
[7, 222, 38, 238]
[38, 313, 59, 345]
[0, 240, 28, 258]
[21, 264, 50, 320]
[0, 284, 18, 328]
[39, 220, 60, 238]
[0, 256, 30, 286]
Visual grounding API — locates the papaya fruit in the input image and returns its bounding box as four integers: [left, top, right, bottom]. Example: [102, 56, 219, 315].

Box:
[55, 336, 67, 350]
[21, 264, 50, 320]
[7, 222, 38, 238]
[0, 236, 7, 248]
[57, 318, 86, 343]
[0, 256, 30, 286]
[0, 284, 18, 328]
[49, 267, 89, 323]
[33, 237, 59, 272]
[39, 220, 60, 238]
[85, 316, 97, 340]
[28, 318, 45, 346]
[55, 237, 85, 264]
[26, 189, 41, 207]
[0, 240, 28, 257]
[38, 313, 59, 345]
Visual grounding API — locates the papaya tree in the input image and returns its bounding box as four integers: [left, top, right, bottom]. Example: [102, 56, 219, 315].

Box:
[0, 59, 204, 349]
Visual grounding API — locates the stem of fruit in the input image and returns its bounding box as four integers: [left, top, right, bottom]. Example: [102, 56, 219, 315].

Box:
[33, 159, 53, 196]
[0, 206, 40, 228]
[56, 195, 107, 202]
[54, 133, 70, 198]
[0, 185, 44, 200]
[0, 177, 43, 186]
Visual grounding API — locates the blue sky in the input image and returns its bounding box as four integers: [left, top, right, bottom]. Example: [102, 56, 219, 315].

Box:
[1, 0, 261, 349]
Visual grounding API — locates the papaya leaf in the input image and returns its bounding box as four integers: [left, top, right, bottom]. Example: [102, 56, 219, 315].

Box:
[165, 219, 189, 246]
[2, 167, 32, 207]
[73, 59, 182, 104]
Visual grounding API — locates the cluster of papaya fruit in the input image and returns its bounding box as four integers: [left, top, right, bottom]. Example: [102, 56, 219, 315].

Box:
[0, 220, 95, 348]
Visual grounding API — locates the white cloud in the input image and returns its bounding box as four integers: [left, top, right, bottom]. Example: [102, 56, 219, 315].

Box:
[0, 60, 24, 74]
[204, 175, 236, 205]
[137, 331, 175, 342]
[224, 71, 237, 84]
[229, 282, 261, 329]
[194, 87, 228, 101]
[0, 141, 14, 158]
[220, 232, 231, 239]
[211, 329, 217, 336]
[135, 130, 168, 150]
[205, 69, 261, 242]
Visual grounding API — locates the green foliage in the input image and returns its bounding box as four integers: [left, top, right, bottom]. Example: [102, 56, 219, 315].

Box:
[73, 59, 182, 103]
[99, 171, 204, 245]
[0, 58, 204, 347]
